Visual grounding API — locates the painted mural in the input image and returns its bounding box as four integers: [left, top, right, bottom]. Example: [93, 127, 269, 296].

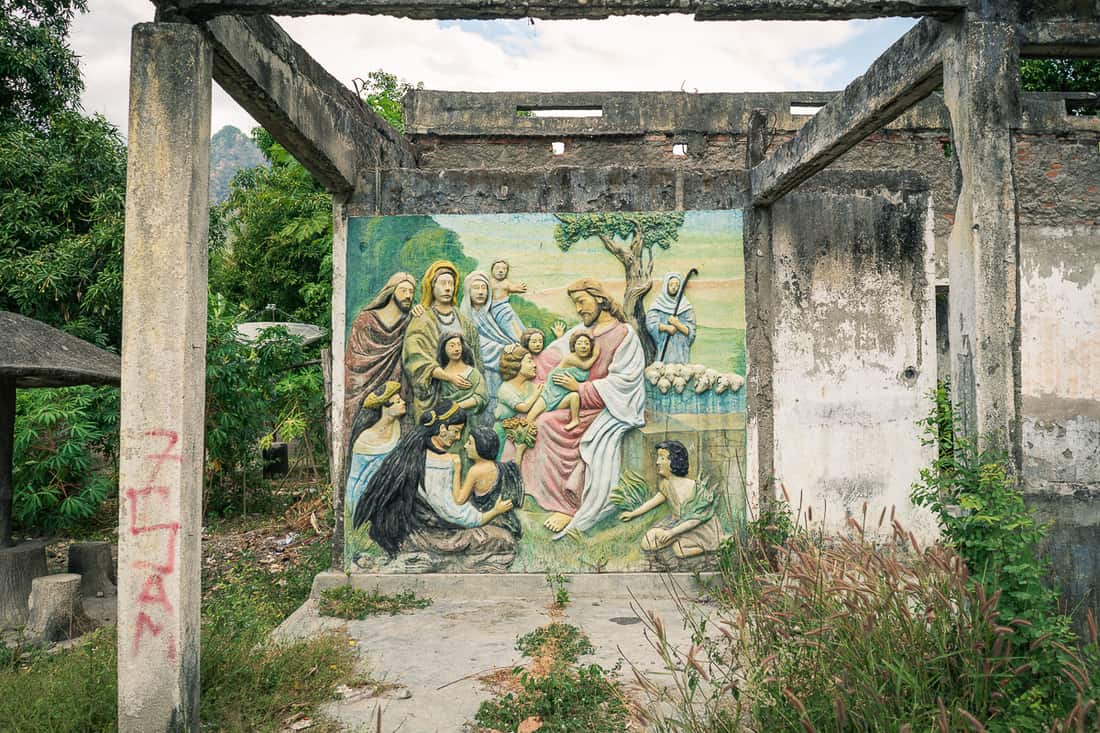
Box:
[342, 211, 746, 573]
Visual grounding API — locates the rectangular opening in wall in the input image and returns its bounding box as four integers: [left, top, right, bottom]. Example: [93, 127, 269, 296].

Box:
[790, 103, 824, 116]
[1019, 58, 1100, 116]
[516, 106, 603, 118]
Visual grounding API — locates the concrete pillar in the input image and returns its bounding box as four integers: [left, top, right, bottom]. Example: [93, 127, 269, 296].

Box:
[743, 110, 776, 512]
[118, 22, 211, 732]
[330, 192, 349, 568]
[942, 19, 1022, 464]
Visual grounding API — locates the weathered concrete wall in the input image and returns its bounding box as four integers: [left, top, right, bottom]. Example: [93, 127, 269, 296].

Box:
[768, 178, 939, 540]
[1020, 222, 1100, 626]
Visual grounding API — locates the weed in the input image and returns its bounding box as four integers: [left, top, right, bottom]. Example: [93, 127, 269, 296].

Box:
[546, 573, 571, 607]
[1, 530, 353, 732]
[318, 586, 431, 619]
[475, 663, 629, 733]
[515, 623, 594, 665]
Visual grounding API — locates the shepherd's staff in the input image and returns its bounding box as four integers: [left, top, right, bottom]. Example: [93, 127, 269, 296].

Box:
[658, 267, 698, 362]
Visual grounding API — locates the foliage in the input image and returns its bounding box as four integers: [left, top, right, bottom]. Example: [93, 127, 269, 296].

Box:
[203, 295, 324, 516]
[0, 111, 127, 349]
[1021, 59, 1100, 115]
[609, 470, 649, 512]
[200, 534, 354, 732]
[318, 585, 431, 618]
[212, 128, 333, 328]
[356, 69, 418, 131]
[0, 0, 86, 130]
[641, 385, 1100, 732]
[12, 385, 119, 531]
[718, 498, 797, 573]
[545, 573, 571, 607]
[475, 663, 629, 733]
[911, 380, 1093, 726]
[642, 523, 1100, 733]
[515, 623, 594, 665]
[0, 531, 350, 733]
[0, 626, 116, 732]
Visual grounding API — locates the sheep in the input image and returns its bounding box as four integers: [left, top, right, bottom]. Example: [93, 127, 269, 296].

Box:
[657, 376, 672, 394]
[727, 373, 745, 393]
[714, 374, 731, 395]
[672, 375, 688, 394]
[693, 370, 715, 394]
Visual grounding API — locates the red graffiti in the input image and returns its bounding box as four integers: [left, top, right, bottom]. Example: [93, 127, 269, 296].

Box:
[128, 429, 182, 661]
[137, 574, 173, 612]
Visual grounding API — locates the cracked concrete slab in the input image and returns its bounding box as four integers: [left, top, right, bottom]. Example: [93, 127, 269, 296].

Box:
[273, 593, 706, 732]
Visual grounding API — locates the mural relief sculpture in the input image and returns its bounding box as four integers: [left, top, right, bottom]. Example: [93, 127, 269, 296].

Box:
[403, 261, 483, 421]
[620, 440, 721, 559]
[647, 271, 697, 364]
[343, 211, 747, 574]
[344, 272, 416, 431]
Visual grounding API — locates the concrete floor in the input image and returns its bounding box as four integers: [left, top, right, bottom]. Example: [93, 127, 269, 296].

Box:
[272, 593, 704, 733]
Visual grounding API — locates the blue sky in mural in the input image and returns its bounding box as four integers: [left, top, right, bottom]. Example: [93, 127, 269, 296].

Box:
[73, 0, 918, 133]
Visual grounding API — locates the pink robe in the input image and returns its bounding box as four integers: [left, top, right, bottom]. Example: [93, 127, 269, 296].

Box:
[522, 321, 629, 516]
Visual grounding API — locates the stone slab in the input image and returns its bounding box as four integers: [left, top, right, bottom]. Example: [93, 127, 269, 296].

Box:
[312, 570, 716, 600]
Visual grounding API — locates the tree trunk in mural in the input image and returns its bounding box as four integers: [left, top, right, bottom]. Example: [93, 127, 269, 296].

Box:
[553, 212, 686, 364]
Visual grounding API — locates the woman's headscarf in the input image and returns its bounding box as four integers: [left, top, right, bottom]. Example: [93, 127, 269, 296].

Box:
[460, 271, 513, 368]
[649, 271, 693, 317]
[420, 261, 461, 309]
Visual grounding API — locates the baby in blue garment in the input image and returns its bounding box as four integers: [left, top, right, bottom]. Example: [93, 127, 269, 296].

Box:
[525, 330, 600, 431]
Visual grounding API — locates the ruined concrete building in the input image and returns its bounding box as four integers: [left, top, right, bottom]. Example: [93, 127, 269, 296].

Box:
[118, 1, 1096, 728]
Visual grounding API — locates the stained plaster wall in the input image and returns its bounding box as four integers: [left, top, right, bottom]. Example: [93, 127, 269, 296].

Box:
[337, 89, 1099, 581]
[769, 180, 939, 540]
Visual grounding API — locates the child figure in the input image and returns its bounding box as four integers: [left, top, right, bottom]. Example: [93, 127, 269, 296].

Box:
[489, 259, 528, 339]
[490, 259, 527, 302]
[525, 330, 600, 432]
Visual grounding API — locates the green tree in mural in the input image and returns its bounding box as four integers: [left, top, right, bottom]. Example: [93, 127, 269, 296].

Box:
[553, 212, 686, 361]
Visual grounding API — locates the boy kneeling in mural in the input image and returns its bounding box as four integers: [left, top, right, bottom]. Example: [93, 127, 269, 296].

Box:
[352, 400, 516, 560]
[620, 440, 721, 558]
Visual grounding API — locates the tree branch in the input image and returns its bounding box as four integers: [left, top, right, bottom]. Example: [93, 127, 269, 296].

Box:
[598, 232, 629, 263]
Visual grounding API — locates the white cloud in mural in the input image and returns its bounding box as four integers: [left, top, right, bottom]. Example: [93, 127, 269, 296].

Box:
[71, 0, 907, 135]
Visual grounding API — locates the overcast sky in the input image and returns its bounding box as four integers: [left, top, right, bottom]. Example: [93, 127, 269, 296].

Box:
[70, 0, 916, 135]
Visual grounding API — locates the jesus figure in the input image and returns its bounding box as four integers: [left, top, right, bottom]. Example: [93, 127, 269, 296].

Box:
[521, 278, 646, 535]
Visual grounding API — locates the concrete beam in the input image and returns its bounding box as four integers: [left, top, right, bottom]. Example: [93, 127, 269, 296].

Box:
[751, 17, 945, 206]
[347, 166, 749, 215]
[118, 22, 210, 731]
[166, 0, 963, 20]
[201, 14, 415, 193]
[742, 110, 775, 513]
[1020, 20, 1100, 58]
[942, 19, 1022, 462]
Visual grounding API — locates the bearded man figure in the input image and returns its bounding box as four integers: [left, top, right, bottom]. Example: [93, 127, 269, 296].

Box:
[344, 271, 417, 432]
[521, 278, 646, 536]
[403, 261, 483, 420]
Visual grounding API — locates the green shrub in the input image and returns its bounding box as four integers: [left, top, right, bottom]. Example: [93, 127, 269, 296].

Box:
[475, 663, 629, 733]
[515, 623, 594, 665]
[318, 586, 431, 619]
[13, 385, 119, 531]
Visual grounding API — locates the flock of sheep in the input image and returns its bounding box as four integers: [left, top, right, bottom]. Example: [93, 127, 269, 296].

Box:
[644, 361, 745, 396]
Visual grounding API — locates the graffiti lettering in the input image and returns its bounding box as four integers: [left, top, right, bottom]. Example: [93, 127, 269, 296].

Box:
[128, 429, 181, 661]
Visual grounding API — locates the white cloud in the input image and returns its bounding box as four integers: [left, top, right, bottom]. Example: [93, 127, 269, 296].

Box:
[71, 1, 899, 136]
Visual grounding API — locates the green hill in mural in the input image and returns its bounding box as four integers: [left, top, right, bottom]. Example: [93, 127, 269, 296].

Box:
[347, 216, 561, 336]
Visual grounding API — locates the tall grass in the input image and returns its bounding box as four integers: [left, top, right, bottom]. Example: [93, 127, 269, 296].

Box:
[639, 516, 1100, 732]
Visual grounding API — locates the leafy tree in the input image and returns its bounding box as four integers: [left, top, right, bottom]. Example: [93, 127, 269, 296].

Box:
[212, 129, 333, 326]
[1021, 58, 1100, 115]
[0, 0, 86, 130]
[0, 112, 127, 348]
[553, 212, 686, 361]
[355, 69, 419, 132]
